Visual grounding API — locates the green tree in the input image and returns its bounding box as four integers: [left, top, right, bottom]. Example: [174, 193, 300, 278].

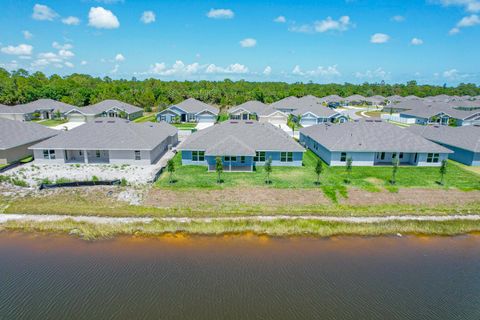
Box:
[167, 159, 175, 183]
[345, 157, 353, 183]
[391, 157, 399, 185]
[215, 156, 223, 184]
[439, 159, 447, 185]
[54, 109, 62, 119]
[264, 157, 272, 184]
[314, 159, 323, 185]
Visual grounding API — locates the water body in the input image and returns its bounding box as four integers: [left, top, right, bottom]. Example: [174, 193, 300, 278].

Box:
[1, 233, 479, 320]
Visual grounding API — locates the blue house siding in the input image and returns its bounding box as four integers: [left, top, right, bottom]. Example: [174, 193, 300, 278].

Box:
[300, 133, 331, 164]
[180, 150, 208, 166]
[254, 151, 303, 167]
[436, 144, 478, 166]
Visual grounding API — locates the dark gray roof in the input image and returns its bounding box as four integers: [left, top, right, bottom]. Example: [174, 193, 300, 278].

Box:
[169, 98, 218, 115]
[0, 118, 58, 150]
[81, 100, 143, 115]
[180, 120, 305, 156]
[300, 119, 452, 153]
[345, 94, 366, 102]
[407, 125, 480, 152]
[228, 101, 278, 116]
[30, 118, 177, 151]
[270, 96, 300, 110]
[322, 95, 344, 102]
[16, 99, 77, 113]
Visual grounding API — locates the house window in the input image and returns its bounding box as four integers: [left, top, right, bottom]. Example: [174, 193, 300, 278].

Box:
[240, 156, 245, 164]
[192, 151, 205, 162]
[380, 152, 385, 160]
[134, 151, 141, 160]
[79, 150, 83, 156]
[281, 152, 293, 162]
[96, 150, 101, 158]
[230, 156, 237, 162]
[399, 152, 404, 159]
[340, 152, 347, 162]
[43, 149, 55, 160]
[427, 153, 439, 163]
[254, 151, 266, 162]
[392, 152, 397, 159]
[224, 156, 230, 161]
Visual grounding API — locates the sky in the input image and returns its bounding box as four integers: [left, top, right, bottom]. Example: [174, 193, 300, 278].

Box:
[0, 0, 479, 85]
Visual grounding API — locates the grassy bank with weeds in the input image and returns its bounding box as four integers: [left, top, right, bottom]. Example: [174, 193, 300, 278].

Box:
[3, 191, 480, 218]
[2, 218, 480, 240]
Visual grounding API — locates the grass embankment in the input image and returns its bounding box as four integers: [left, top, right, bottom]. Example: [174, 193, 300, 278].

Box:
[2, 218, 480, 240]
[156, 151, 480, 194]
[171, 123, 197, 129]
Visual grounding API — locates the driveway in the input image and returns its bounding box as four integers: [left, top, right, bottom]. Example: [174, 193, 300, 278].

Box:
[51, 121, 85, 131]
[195, 122, 214, 130]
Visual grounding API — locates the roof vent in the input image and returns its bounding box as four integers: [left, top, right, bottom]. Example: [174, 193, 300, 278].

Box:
[230, 121, 238, 124]
[245, 121, 254, 124]
[107, 120, 115, 123]
[94, 120, 103, 123]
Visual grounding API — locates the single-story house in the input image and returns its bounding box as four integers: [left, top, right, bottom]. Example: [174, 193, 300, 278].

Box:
[65, 100, 144, 122]
[157, 98, 219, 123]
[398, 101, 480, 126]
[407, 125, 480, 166]
[0, 99, 77, 121]
[29, 118, 178, 165]
[344, 94, 367, 106]
[365, 95, 387, 106]
[180, 120, 305, 171]
[0, 118, 58, 165]
[299, 119, 452, 166]
[228, 101, 288, 126]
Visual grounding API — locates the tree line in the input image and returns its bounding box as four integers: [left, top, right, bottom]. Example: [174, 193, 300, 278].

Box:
[1, 68, 479, 111]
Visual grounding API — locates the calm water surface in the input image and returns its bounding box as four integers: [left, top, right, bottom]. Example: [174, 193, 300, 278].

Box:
[0, 233, 479, 320]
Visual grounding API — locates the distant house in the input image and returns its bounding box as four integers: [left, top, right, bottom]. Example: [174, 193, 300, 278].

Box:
[365, 95, 387, 106]
[180, 120, 305, 171]
[299, 119, 452, 166]
[271, 95, 347, 127]
[407, 125, 480, 166]
[0, 118, 58, 165]
[0, 99, 76, 121]
[65, 100, 144, 122]
[345, 94, 367, 106]
[228, 101, 288, 126]
[157, 98, 219, 123]
[30, 118, 178, 165]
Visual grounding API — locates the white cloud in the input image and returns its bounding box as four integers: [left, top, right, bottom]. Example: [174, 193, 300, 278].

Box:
[370, 33, 390, 43]
[111, 64, 119, 74]
[32, 4, 58, 21]
[23, 31, 33, 40]
[449, 14, 480, 34]
[81, 60, 88, 65]
[52, 42, 73, 50]
[62, 16, 80, 25]
[141, 11, 155, 24]
[355, 68, 389, 79]
[1, 44, 33, 55]
[432, 0, 480, 13]
[443, 68, 459, 78]
[289, 16, 353, 33]
[291, 65, 341, 77]
[239, 38, 257, 48]
[315, 16, 352, 32]
[207, 8, 234, 19]
[64, 61, 74, 68]
[115, 53, 125, 62]
[263, 66, 272, 75]
[206, 63, 248, 74]
[59, 49, 74, 58]
[0, 60, 19, 71]
[391, 15, 405, 22]
[88, 7, 120, 29]
[411, 37, 424, 45]
[274, 16, 286, 23]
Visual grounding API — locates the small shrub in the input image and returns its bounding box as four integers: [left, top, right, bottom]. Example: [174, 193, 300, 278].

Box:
[92, 175, 99, 182]
[12, 178, 28, 187]
[120, 178, 128, 187]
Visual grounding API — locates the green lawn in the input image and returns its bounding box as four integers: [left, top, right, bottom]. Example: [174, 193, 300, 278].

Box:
[171, 123, 198, 129]
[155, 150, 480, 192]
[36, 119, 68, 127]
[133, 113, 157, 123]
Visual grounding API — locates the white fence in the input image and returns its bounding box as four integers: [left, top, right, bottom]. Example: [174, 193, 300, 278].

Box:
[381, 114, 416, 124]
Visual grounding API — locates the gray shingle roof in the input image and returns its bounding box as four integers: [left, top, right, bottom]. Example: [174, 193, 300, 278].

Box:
[300, 119, 452, 153]
[407, 125, 480, 152]
[180, 120, 305, 156]
[16, 99, 77, 113]
[81, 99, 143, 115]
[228, 101, 278, 116]
[269, 95, 339, 117]
[30, 118, 177, 151]
[0, 118, 58, 150]
[170, 98, 218, 115]
[270, 96, 300, 109]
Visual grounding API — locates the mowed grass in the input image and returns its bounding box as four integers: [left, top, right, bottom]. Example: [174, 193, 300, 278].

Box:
[156, 150, 480, 191]
[37, 119, 68, 127]
[171, 123, 197, 129]
[133, 113, 157, 123]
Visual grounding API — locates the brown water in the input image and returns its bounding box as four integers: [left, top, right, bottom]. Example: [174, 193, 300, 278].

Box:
[1, 233, 479, 320]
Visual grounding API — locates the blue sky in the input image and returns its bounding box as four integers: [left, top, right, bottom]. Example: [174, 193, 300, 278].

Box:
[0, 0, 479, 84]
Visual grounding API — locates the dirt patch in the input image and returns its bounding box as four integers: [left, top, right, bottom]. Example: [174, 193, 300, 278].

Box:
[145, 187, 331, 207]
[343, 188, 480, 206]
